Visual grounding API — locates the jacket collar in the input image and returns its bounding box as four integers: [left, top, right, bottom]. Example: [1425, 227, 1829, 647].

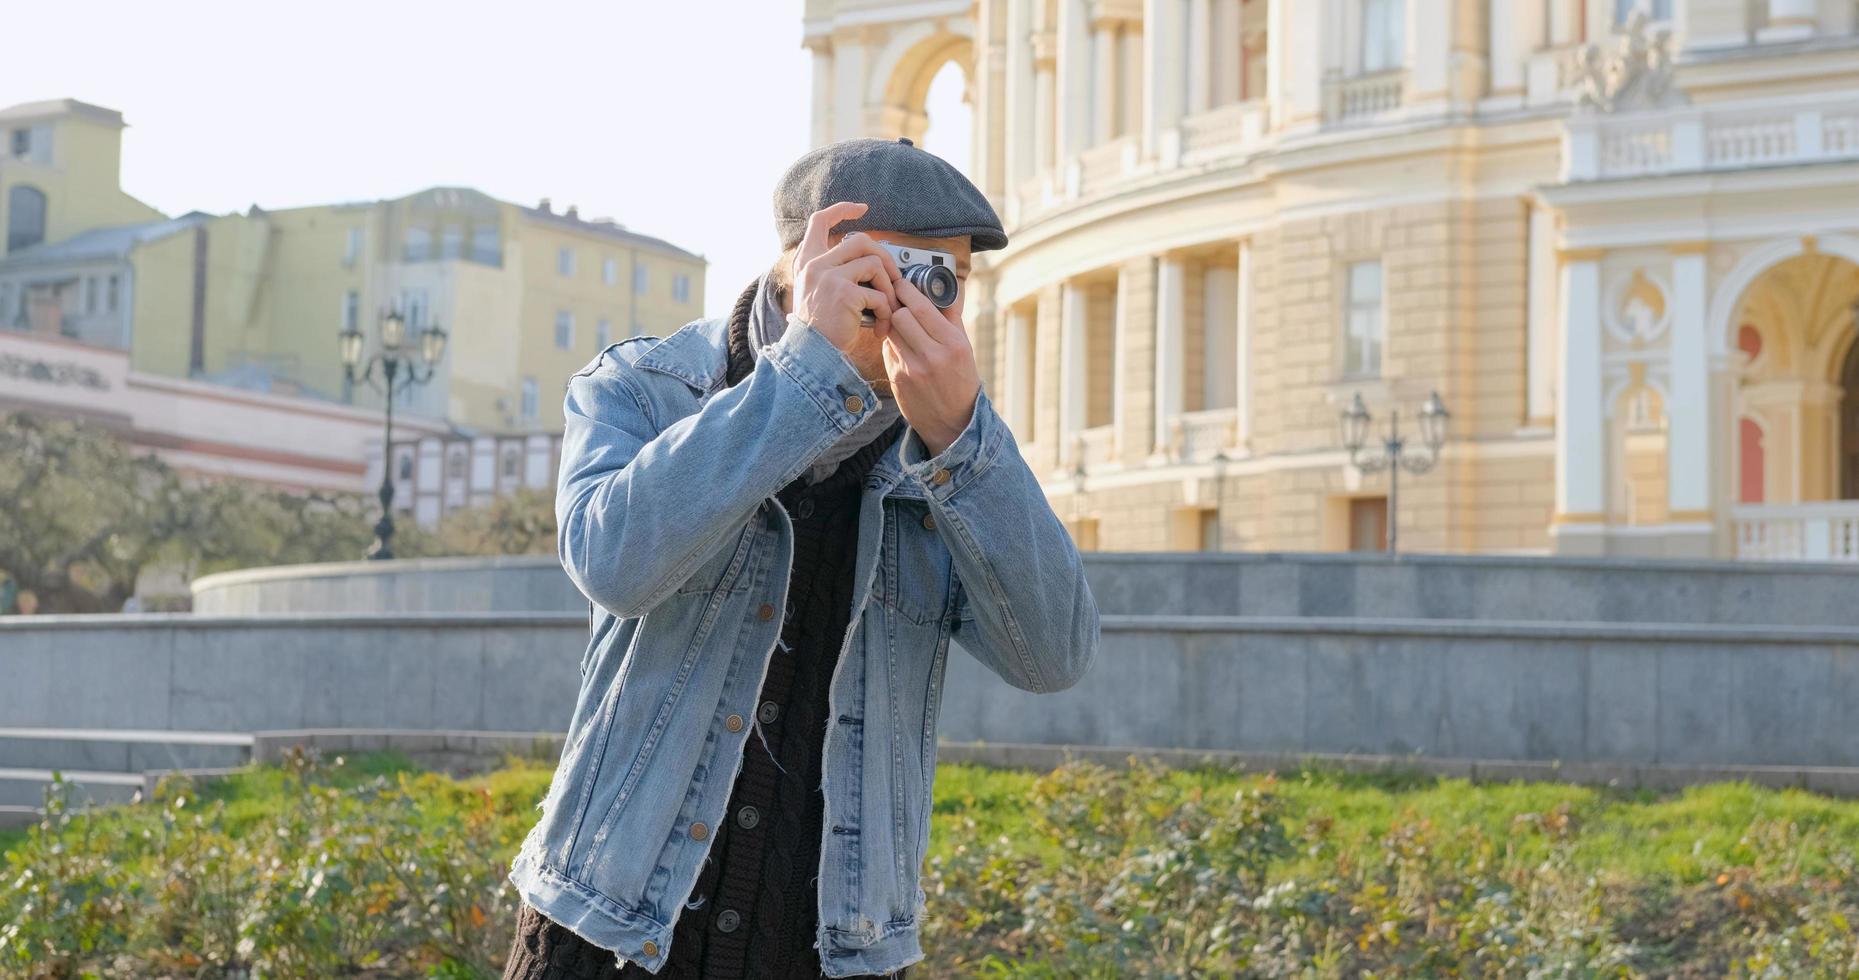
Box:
[633, 316, 930, 501]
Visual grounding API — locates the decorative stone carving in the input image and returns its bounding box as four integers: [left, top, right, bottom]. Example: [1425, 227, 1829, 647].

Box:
[1570, 12, 1688, 113]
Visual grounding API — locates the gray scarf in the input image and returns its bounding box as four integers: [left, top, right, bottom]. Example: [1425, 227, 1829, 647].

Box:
[747, 274, 902, 484]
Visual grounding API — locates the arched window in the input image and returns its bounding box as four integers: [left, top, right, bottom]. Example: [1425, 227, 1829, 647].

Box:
[6, 185, 47, 253]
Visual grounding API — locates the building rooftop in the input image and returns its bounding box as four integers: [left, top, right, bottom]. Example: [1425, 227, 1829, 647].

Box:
[0, 213, 211, 270]
[0, 99, 126, 128]
[519, 203, 705, 264]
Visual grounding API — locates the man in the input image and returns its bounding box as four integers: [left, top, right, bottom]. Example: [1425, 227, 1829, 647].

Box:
[503, 137, 1100, 979]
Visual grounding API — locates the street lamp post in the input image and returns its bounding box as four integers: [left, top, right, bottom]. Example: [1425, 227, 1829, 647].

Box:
[339, 309, 448, 560]
[1340, 391, 1450, 554]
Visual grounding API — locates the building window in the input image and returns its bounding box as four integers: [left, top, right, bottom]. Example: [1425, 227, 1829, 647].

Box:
[1348, 497, 1388, 552]
[596, 317, 611, 348]
[83, 277, 98, 315]
[6, 185, 47, 253]
[398, 453, 415, 480]
[343, 289, 360, 331]
[440, 224, 463, 260]
[9, 129, 29, 158]
[344, 227, 363, 264]
[447, 450, 466, 480]
[1615, 0, 1672, 22]
[558, 247, 576, 277]
[555, 310, 574, 349]
[672, 274, 691, 303]
[403, 227, 432, 262]
[1343, 260, 1384, 378]
[521, 377, 539, 420]
[470, 224, 501, 265]
[106, 275, 120, 313]
[1360, 0, 1405, 73]
[603, 257, 619, 285]
[633, 261, 648, 293]
[502, 447, 520, 479]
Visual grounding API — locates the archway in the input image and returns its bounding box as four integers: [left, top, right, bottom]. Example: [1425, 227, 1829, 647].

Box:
[869, 24, 974, 160]
[1730, 249, 1859, 506]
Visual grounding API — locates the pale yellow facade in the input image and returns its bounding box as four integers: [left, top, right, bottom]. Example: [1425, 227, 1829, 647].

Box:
[804, 0, 1859, 560]
[0, 101, 707, 438]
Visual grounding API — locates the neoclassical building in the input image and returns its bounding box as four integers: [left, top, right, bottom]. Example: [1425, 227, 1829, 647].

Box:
[801, 0, 1859, 559]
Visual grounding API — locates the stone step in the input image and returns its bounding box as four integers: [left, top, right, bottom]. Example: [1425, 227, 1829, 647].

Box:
[0, 728, 254, 775]
[0, 768, 146, 809]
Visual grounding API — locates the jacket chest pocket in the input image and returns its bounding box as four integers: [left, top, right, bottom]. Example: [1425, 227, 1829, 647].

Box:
[880, 499, 953, 627]
[672, 521, 755, 597]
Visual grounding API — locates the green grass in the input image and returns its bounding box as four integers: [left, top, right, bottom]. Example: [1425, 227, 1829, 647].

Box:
[8, 753, 1859, 977]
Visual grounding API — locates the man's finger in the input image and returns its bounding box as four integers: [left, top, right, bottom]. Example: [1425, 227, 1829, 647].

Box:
[853, 286, 893, 324]
[885, 306, 934, 365]
[894, 276, 967, 351]
[832, 254, 898, 311]
[799, 202, 868, 264]
[814, 235, 902, 294]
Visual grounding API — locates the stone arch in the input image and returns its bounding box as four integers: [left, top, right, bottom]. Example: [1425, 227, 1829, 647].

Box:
[866, 20, 974, 144]
[1725, 242, 1859, 505]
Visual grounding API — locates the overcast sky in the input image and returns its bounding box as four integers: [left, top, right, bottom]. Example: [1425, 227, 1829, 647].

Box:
[4, 0, 971, 318]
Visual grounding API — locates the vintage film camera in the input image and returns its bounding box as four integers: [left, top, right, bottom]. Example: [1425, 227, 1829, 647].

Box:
[860, 241, 959, 326]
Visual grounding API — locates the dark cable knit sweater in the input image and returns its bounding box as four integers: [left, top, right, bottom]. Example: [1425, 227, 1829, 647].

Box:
[503, 286, 907, 980]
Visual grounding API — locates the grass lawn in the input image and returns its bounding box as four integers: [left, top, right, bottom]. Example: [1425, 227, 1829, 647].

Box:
[5, 753, 1858, 977]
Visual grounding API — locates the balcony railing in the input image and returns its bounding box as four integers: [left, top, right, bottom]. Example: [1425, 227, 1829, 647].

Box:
[1077, 425, 1117, 470]
[1179, 100, 1269, 165]
[1327, 71, 1406, 123]
[1076, 135, 1137, 195]
[1566, 91, 1859, 181]
[1732, 502, 1859, 562]
[1169, 408, 1238, 463]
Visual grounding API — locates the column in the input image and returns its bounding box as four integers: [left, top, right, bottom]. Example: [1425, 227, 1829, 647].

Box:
[1487, 0, 1519, 94]
[974, 0, 1007, 201]
[1187, 0, 1214, 115]
[1005, 307, 1034, 436]
[1113, 267, 1132, 440]
[1060, 283, 1091, 465]
[831, 35, 868, 141]
[1093, 18, 1121, 144]
[1143, 0, 1186, 158]
[1057, 0, 1093, 158]
[1526, 203, 1557, 424]
[1120, 20, 1143, 135]
[1668, 245, 1711, 520]
[1006, 0, 1036, 185]
[1212, 0, 1244, 105]
[1034, 10, 1059, 174]
[1153, 256, 1186, 454]
[1409, 0, 1451, 101]
[1234, 239, 1253, 447]
[1278, 0, 1324, 129]
[1555, 250, 1606, 532]
[807, 38, 835, 147]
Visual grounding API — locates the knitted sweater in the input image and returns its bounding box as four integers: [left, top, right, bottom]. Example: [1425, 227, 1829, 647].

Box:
[502, 288, 907, 980]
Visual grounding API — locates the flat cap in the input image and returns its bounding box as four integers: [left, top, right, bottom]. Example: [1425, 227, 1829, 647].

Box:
[774, 137, 1007, 253]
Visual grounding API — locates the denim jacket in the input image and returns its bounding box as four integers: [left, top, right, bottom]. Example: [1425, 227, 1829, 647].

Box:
[508, 314, 1100, 976]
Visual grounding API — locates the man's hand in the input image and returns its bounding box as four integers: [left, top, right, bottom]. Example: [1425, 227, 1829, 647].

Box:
[792, 203, 902, 354]
[875, 276, 981, 458]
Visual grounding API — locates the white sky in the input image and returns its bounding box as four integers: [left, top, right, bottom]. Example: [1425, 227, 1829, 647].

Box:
[3, 0, 972, 318]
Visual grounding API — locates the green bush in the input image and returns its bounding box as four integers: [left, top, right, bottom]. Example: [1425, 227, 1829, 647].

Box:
[5, 755, 1859, 977]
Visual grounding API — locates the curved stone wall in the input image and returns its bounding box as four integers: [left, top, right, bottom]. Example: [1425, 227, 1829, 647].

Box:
[192, 552, 1859, 627]
[5, 612, 1859, 790]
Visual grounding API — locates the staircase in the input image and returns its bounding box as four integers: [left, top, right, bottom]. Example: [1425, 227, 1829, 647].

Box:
[0, 728, 255, 827]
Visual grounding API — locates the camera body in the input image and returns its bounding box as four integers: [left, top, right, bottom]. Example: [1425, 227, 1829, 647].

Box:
[877, 241, 959, 310]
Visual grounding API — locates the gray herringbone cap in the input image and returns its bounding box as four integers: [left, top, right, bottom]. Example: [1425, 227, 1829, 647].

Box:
[773, 137, 1007, 253]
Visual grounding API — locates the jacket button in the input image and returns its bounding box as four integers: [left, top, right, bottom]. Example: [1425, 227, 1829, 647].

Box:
[758, 603, 776, 621]
[844, 394, 865, 414]
[715, 908, 741, 933]
[689, 821, 709, 841]
[931, 468, 951, 486]
[737, 805, 760, 829]
[921, 513, 936, 531]
[758, 700, 780, 724]
[642, 940, 659, 958]
[725, 714, 744, 732]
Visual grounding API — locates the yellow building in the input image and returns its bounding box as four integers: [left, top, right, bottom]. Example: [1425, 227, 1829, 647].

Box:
[0, 100, 707, 439]
[804, 0, 1859, 561]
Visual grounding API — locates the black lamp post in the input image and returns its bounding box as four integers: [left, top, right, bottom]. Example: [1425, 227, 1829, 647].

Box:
[339, 308, 448, 560]
[1340, 391, 1450, 554]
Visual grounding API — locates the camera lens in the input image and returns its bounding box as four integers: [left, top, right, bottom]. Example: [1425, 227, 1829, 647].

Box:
[906, 263, 958, 309]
